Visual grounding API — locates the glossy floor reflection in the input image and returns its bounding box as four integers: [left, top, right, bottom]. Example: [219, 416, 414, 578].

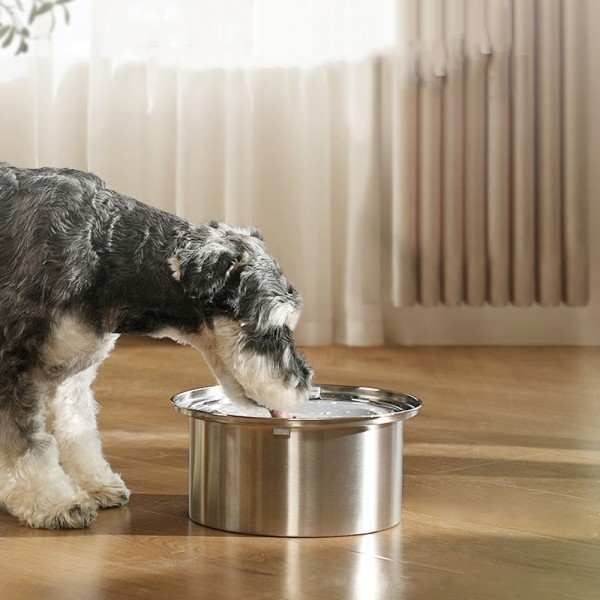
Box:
[1, 339, 598, 599]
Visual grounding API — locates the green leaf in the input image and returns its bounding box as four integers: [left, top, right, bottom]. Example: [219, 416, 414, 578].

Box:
[2, 28, 14, 48]
[16, 37, 27, 55]
[34, 3, 54, 19]
[0, 25, 10, 40]
[28, 5, 37, 25]
[62, 6, 69, 25]
[56, 0, 74, 4]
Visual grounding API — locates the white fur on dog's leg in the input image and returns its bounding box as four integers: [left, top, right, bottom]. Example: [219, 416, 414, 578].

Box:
[0, 432, 97, 529]
[48, 364, 130, 510]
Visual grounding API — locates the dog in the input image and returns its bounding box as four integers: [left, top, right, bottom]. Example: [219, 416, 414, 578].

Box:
[0, 162, 313, 529]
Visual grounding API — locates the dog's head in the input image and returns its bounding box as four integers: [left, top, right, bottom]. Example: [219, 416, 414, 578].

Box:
[168, 221, 313, 414]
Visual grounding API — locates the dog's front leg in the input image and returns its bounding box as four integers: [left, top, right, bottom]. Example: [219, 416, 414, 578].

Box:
[47, 365, 130, 510]
[0, 379, 97, 529]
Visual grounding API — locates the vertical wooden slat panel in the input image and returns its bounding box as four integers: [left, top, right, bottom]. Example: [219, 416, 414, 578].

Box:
[391, 0, 588, 308]
[464, 0, 489, 306]
[486, 0, 511, 306]
[442, 0, 465, 306]
[512, 0, 536, 306]
[418, 0, 444, 306]
[536, 0, 562, 306]
[562, 0, 589, 306]
[392, 0, 419, 306]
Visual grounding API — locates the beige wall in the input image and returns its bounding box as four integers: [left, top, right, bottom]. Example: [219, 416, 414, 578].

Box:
[383, 0, 599, 344]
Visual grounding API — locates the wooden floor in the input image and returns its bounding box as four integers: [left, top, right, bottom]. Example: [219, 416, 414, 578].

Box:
[1, 338, 599, 599]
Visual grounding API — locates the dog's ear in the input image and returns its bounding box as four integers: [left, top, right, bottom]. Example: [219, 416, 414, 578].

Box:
[248, 227, 263, 240]
[168, 247, 249, 301]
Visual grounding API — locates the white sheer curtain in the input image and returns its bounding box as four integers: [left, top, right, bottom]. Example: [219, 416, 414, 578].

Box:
[0, 0, 397, 346]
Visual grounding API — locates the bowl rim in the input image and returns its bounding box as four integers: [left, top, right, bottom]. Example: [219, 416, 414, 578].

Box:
[171, 383, 423, 428]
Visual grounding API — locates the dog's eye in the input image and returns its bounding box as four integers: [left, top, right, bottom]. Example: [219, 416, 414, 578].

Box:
[287, 284, 294, 296]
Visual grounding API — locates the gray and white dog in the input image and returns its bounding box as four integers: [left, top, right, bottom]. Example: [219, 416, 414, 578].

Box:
[0, 162, 313, 529]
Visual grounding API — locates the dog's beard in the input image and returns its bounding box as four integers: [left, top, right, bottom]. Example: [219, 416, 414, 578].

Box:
[187, 317, 310, 415]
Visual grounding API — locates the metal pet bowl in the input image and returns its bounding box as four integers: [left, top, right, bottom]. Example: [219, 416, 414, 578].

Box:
[171, 384, 422, 537]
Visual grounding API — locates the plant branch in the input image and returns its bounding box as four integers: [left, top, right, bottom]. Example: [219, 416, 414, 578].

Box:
[0, 0, 74, 54]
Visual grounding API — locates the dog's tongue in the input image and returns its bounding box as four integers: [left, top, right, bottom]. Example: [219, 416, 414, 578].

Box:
[269, 409, 291, 419]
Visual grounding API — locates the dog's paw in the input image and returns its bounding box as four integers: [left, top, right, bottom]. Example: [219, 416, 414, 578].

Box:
[23, 500, 98, 530]
[91, 485, 131, 509]
[87, 475, 131, 509]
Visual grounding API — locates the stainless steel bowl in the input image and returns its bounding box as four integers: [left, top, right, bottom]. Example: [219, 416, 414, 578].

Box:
[171, 384, 422, 537]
